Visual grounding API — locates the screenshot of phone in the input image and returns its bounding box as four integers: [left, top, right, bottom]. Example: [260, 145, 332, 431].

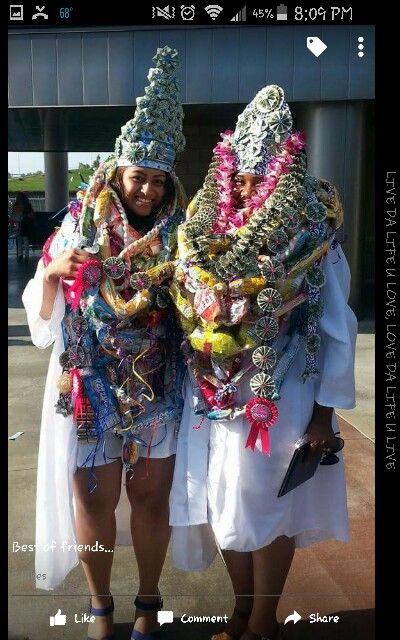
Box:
[8, 3, 383, 640]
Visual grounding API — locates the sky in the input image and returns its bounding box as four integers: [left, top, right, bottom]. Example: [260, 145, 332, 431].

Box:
[8, 152, 112, 175]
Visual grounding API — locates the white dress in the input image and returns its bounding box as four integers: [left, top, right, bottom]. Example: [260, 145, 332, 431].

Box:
[169, 243, 358, 570]
[22, 231, 178, 591]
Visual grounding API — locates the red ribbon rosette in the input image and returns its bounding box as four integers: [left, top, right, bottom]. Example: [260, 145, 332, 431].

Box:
[245, 397, 278, 455]
[65, 259, 102, 310]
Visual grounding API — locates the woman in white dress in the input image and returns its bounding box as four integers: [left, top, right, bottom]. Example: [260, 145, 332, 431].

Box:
[23, 46, 187, 640]
[169, 85, 357, 640]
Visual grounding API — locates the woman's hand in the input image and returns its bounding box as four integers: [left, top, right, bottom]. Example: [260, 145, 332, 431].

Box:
[44, 248, 91, 282]
[305, 402, 337, 457]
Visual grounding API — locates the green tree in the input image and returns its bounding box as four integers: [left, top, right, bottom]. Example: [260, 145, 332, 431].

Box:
[91, 154, 101, 171]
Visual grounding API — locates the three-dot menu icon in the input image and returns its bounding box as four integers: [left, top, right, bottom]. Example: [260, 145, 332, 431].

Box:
[357, 37, 365, 58]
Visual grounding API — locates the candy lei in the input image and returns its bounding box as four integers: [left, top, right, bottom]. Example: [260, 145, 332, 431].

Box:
[50, 161, 186, 486]
[68, 160, 182, 319]
[174, 134, 341, 455]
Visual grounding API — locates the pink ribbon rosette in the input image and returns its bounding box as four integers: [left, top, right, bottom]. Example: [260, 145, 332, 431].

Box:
[245, 397, 278, 455]
[65, 259, 102, 311]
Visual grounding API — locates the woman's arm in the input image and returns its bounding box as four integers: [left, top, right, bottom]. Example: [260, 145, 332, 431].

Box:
[40, 248, 90, 319]
[305, 243, 357, 454]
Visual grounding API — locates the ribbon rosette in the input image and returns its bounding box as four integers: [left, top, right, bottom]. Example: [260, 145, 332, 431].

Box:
[65, 259, 102, 311]
[245, 397, 278, 455]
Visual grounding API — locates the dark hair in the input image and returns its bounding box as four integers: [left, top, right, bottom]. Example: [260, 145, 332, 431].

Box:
[111, 167, 176, 219]
[14, 192, 33, 214]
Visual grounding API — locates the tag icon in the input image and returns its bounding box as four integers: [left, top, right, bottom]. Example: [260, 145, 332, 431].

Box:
[307, 37, 327, 57]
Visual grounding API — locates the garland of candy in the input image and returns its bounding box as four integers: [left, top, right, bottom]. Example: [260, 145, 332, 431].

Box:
[48, 158, 186, 476]
[55, 159, 186, 319]
[173, 133, 343, 455]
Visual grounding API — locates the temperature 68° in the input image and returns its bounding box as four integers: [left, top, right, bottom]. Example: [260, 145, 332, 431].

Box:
[60, 7, 73, 19]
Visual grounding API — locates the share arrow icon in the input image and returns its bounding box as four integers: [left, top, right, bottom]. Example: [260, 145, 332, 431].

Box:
[284, 610, 302, 625]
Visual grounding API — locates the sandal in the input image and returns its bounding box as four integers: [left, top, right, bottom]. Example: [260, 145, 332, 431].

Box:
[131, 592, 164, 639]
[211, 606, 253, 640]
[87, 593, 115, 640]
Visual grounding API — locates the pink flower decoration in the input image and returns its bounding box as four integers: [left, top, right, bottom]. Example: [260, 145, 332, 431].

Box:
[209, 128, 306, 235]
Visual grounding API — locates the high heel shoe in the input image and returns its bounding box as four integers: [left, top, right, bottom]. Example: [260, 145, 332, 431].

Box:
[211, 606, 253, 640]
[87, 593, 114, 640]
[131, 592, 164, 639]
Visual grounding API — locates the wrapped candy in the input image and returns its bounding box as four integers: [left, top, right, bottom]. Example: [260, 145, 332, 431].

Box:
[169, 282, 195, 319]
[229, 277, 266, 296]
[226, 296, 250, 325]
[188, 326, 242, 358]
[194, 287, 225, 322]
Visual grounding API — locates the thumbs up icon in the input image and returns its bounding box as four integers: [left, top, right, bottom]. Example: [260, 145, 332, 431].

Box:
[49, 609, 67, 626]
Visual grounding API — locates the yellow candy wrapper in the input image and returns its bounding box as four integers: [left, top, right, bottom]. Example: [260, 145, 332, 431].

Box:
[94, 189, 112, 226]
[146, 261, 175, 286]
[229, 277, 266, 296]
[189, 326, 242, 358]
[236, 323, 258, 350]
[169, 282, 195, 319]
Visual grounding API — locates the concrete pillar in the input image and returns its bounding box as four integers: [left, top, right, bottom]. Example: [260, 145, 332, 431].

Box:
[41, 109, 69, 212]
[295, 101, 369, 315]
[44, 152, 69, 212]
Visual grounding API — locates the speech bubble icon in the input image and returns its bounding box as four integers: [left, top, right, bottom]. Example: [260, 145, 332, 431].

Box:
[157, 610, 174, 625]
[307, 37, 327, 57]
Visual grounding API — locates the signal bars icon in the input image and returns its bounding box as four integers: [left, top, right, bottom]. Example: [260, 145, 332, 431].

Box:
[230, 5, 247, 21]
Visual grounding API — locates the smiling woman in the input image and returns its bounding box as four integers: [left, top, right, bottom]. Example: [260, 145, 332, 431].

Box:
[22, 46, 188, 640]
[111, 166, 176, 223]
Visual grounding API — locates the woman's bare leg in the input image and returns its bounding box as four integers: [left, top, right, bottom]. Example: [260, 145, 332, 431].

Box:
[126, 455, 175, 635]
[212, 550, 254, 640]
[73, 459, 122, 639]
[242, 535, 295, 639]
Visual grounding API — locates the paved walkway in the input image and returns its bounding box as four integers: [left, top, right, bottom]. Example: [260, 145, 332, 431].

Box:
[8, 254, 374, 640]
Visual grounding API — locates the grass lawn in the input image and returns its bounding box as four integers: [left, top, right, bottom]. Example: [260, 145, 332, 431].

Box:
[8, 169, 91, 192]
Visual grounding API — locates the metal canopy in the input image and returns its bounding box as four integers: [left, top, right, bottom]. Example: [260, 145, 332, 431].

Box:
[8, 104, 248, 151]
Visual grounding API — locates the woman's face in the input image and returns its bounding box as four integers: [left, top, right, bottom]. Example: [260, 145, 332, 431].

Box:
[121, 166, 167, 216]
[233, 173, 261, 207]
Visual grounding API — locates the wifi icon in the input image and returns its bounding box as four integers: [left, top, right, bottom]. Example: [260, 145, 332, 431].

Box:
[205, 5, 223, 20]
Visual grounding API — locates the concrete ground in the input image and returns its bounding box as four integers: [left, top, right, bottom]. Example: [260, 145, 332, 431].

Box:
[8, 252, 374, 640]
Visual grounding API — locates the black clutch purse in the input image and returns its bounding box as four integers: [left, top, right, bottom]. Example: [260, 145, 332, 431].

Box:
[277, 440, 323, 498]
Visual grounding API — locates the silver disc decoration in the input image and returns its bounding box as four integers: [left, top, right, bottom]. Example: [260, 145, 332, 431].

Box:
[304, 202, 327, 223]
[259, 257, 285, 282]
[156, 286, 170, 308]
[253, 316, 279, 342]
[306, 333, 321, 355]
[103, 256, 126, 280]
[254, 85, 284, 114]
[267, 228, 289, 254]
[305, 265, 326, 289]
[281, 206, 301, 231]
[257, 288, 283, 313]
[252, 345, 277, 371]
[130, 272, 152, 291]
[59, 350, 71, 369]
[250, 372, 276, 399]
[68, 345, 85, 367]
[72, 317, 89, 336]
